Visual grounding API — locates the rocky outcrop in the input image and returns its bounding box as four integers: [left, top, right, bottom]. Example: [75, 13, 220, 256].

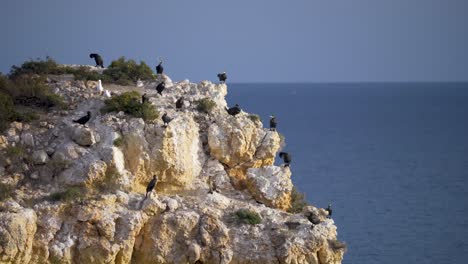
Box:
[0, 71, 345, 263]
[246, 166, 293, 210]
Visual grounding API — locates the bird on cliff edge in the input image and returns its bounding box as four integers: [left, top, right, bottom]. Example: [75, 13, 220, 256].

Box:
[96, 80, 104, 95]
[226, 104, 241, 116]
[156, 58, 164, 74]
[104, 90, 111, 98]
[162, 112, 173, 127]
[175, 97, 184, 110]
[146, 175, 158, 198]
[269, 115, 277, 131]
[142, 93, 148, 104]
[279, 152, 291, 167]
[217, 72, 227, 83]
[89, 53, 104, 68]
[73, 111, 91, 125]
[326, 203, 332, 219]
[156, 81, 165, 95]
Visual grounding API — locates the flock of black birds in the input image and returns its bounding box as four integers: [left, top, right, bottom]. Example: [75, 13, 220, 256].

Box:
[82, 54, 333, 216]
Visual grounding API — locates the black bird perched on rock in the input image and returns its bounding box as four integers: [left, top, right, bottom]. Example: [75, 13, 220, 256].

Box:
[326, 203, 332, 218]
[269, 115, 277, 131]
[73, 111, 91, 125]
[226, 104, 241, 116]
[89, 53, 104, 68]
[142, 93, 148, 104]
[175, 97, 184, 110]
[156, 59, 164, 74]
[279, 152, 291, 167]
[156, 82, 165, 95]
[217, 72, 227, 83]
[162, 112, 173, 127]
[146, 175, 158, 198]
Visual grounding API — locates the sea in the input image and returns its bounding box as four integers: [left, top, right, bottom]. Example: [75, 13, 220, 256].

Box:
[227, 83, 468, 264]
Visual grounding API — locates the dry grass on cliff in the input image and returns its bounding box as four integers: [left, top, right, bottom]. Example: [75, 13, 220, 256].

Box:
[196, 98, 216, 113]
[288, 187, 308, 213]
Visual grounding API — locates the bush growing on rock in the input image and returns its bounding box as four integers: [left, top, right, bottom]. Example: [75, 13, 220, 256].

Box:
[102, 91, 159, 121]
[288, 186, 308, 213]
[329, 239, 347, 252]
[103, 57, 154, 85]
[248, 114, 261, 123]
[0, 183, 14, 201]
[0, 91, 17, 131]
[5, 145, 26, 160]
[1, 74, 66, 109]
[9, 57, 65, 78]
[49, 186, 84, 202]
[196, 98, 216, 113]
[113, 137, 125, 147]
[235, 209, 262, 225]
[94, 167, 120, 192]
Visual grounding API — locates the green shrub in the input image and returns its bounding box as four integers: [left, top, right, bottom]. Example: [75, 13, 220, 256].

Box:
[9, 57, 64, 78]
[94, 167, 120, 192]
[235, 209, 262, 225]
[0, 74, 65, 109]
[288, 187, 308, 213]
[113, 137, 124, 147]
[0, 183, 14, 201]
[0, 91, 16, 131]
[69, 66, 102, 81]
[5, 145, 26, 160]
[196, 98, 216, 113]
[103, 57, 154, 85]
[49, 186, 84, 202]
[11, 110, 39, 123]
[248, 114, 261, 123]
[102, 91, 159, 121]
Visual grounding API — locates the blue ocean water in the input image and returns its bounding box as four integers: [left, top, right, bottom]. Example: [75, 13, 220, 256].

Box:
[227, 83, 468, 264]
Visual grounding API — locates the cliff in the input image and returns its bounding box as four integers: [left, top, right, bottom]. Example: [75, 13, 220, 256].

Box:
[0, 71, 345, 264]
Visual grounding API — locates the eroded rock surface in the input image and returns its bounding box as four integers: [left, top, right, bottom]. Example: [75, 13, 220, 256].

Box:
[0, 71, 345, 263]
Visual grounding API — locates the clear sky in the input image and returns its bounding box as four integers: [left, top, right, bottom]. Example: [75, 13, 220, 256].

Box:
[1, 0, 467, 82]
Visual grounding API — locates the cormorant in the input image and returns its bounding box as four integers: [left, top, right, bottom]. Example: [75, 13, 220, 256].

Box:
[279, 152, 291, 167]
[156, 59, 164, 74]
[226, 104, 241, 116]
[326, 203, 332, 218]
[175, 97, 184, 110]
[89, 53, 104, 68]
[73, 111, 91, 125]
[146, 175, 158, 198]
[217, 72, 227, 83]
[142, 93, 148, 104]
[156, 82, 165, 95]
[269, 115, 277, 131]
[162, 112, 173, 126]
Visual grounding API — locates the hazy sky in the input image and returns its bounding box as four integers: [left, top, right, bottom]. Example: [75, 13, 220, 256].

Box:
[1, 0, 467, 82]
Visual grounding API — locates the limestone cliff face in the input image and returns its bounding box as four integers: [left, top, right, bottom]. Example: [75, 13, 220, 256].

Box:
[0, 72, 345, 263]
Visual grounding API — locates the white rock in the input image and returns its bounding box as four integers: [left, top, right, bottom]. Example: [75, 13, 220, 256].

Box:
[72, 127, 97, 146]
[32, 150, 49, 165]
